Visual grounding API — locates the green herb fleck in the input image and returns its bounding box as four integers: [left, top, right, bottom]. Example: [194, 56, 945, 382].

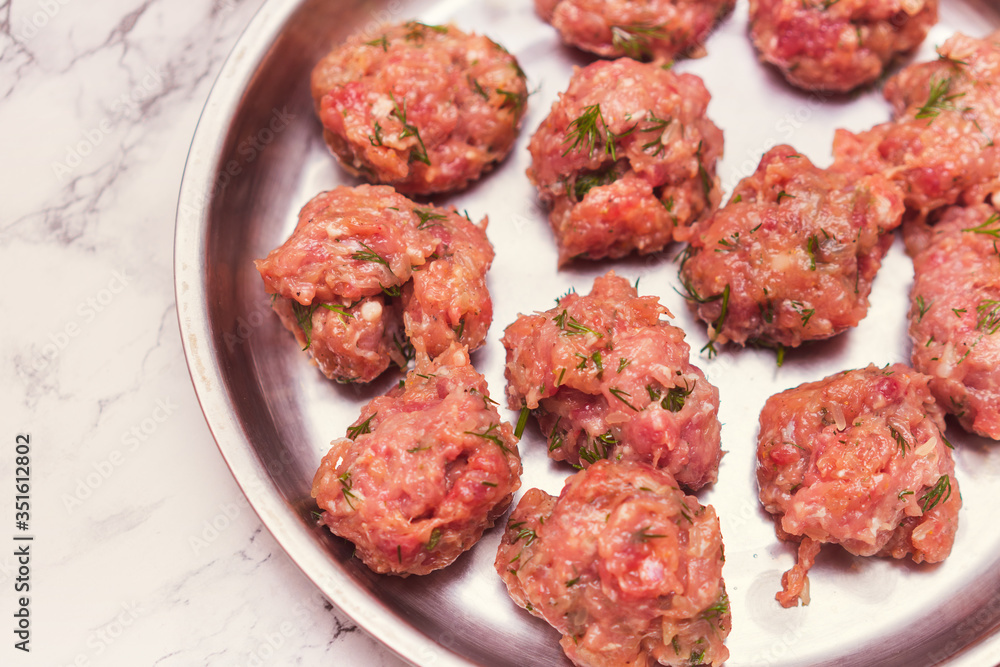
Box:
[468, 76, 489, 100]
[609, 387, 639, 411]
[915, 295, 931, 322]
[889, 425, 909, 456]
[497, 88, 526, 115]
[389, 93, 430, 165]
[662, 381, 695, 412]
[976, 299, 1000, 334]
[610, 23, 668, 60]
[919, 475, 952, 512]
[347, 413, 377, 440]
[514, 407, 530, 439]
[365, 34, 388, 51]
[465, 423, 511, 454]
[413, 207, 446, 230]
[338, 471, 357, 510]
[806, 234, 819, 270]
[636, 527, 667, 541]
[426, 528, 442, 550]
[352, 241, 391, 268]
[915, 76, 967, 123]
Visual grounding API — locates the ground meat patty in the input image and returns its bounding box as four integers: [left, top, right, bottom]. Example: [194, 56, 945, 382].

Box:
[833, 31, 1000, 219]
[310, 21, 528, 195]
[907, 204, 1000, 440]
[749, 0, 938, 93]
[678, 145, 904, 353]
[535, 0, 734, 63]
[502, 271, 722, 490]
[496, 461, 731, 667]
[757, 363, 960, 608]
[527, 58, 723, 265]
[255, 185, 493, 382]
[312, 345, 522, 576]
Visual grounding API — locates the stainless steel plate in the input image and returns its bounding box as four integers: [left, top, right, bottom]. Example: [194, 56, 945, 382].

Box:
[175, 1, 1000, 664]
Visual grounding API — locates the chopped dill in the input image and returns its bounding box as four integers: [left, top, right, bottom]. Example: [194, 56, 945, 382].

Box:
[497, 88, 526, 115]
[468, 76, 489, 100]
[465, 423, 511, 454]
[562, 103, 632, 160]
[338, 471, 357, 510]
[636, 527, 667, 542]
[610, 23, 668, 60]
[426, 528, 441, 550]
[889, 425, 909, 456]
[915, 76, 967, 122]
[662, 381, 695, 413]
[389, 93, 430, 165]
[919, 475, 952, 513]
[609, 387, 639, 411]
[413, 207, 447, 230]
[514, 406, 530, 439]
[806, 234, 819, 270]
[915, 295, 931, 321]
[976, 299, 1000, 334]
[351, 241, 391, 268]
[347, 413, 377, 439]
[365, 34, 389, 51]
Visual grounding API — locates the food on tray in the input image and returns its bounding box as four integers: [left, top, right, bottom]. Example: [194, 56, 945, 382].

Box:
[534, 0, 734, 62]
[678, 145, 904, 355]
[312, 344, 522, 576]
[496, 460, 731, 667]
[906, 204, 1000, 440]
[502, 271, 722, 491]
[527, 58, 723, 265]
[757, 363, 961, 607]
[748, 0, 938, 93]
[255, 185, 493, 382]
[833, 31, 1000, 219]
[310, 20, 528, 195]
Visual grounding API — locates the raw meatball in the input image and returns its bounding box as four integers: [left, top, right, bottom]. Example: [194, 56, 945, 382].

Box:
[502, 271, 722, 490]
[527, 58, 724, 265]
[749, 0, 938, 93]
[496, 461, 731, 667]
[535, 0, 734, 62]
[312, 345, 522, 576]
[833, 31, 1000, 218]
[311, 21, 528, 195]
[907, 204, 1000, 440]
[679, 146, 904, 354]
[757, 363, 960, 608]
[255, 185, 493, 382]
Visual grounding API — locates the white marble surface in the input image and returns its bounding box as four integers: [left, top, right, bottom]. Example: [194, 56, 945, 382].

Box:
[2, 0, 406, 664]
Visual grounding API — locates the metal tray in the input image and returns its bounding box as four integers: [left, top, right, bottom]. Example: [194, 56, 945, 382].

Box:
[175, 0, 1000, 664]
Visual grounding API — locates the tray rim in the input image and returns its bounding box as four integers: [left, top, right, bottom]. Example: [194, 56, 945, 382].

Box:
[173, 1, 1000, 665]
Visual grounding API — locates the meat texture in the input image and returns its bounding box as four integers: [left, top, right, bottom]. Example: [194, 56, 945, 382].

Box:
[535, 0, 734, 63]
[833, 31, 1000, 219]
[527, 58, 724, 265]
[255, 185, 493, 382]
[679, 145, 904, 353]
[502, 271, 722, 491]
[311, 21, 528, 195]
[312, 345, 522, 576]
[749, 0, 938, 92]
[757, 363, 961, 607]
[907, 204, 1000, 440]
[496, 461, 731, 667]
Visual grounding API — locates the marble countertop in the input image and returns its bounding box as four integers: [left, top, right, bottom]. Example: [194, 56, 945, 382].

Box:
[3, 0, 406, 664]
